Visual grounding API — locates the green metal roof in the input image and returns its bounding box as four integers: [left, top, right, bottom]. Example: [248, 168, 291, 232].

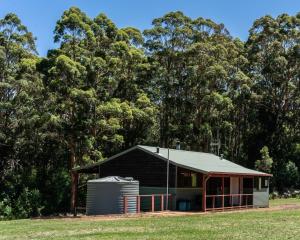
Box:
[73, 145, 271, 176]
[138, 146, 271, 176]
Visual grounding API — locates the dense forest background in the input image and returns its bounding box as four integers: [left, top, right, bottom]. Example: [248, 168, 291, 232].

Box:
[0, 7, 299, 219]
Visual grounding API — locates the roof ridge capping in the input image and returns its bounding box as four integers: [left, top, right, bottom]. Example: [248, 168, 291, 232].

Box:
[137, 145, 216, 155]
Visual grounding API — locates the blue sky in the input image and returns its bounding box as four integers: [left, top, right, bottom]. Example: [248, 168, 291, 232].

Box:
[1, 0, 300, 56]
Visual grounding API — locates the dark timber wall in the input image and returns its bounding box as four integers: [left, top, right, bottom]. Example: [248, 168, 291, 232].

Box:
[99, 149, 176, 187]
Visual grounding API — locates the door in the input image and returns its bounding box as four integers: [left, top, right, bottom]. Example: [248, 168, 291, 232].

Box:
[230, 177, 239, 205]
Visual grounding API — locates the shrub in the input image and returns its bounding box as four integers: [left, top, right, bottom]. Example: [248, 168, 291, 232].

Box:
[0, 188, 42, 220]
[284, 161, 299, 188]
[255, 146, 273, 173]
[0, 198, 13, 220]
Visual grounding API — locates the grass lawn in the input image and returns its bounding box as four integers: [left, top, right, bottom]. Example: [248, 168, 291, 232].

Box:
[269, 197, 300, 206]
[0, 198, 300, 240]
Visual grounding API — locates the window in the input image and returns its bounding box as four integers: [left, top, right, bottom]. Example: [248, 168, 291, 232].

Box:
[177, 168, 200, 187]
[261, 177, 269, 188]
[254, 177, 268, 190]
[191, 173, 197, 187]
[254, 177, 261, 190]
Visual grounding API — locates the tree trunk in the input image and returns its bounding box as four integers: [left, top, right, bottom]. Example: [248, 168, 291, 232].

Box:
[69, 141, 78, 214]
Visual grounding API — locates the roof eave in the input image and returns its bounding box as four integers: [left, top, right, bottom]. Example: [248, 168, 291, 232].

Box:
[208, 171, 272, 177]
[72, 145, 140, 172]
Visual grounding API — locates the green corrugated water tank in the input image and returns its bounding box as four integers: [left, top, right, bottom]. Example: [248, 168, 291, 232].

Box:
[86, 176, 139, 215]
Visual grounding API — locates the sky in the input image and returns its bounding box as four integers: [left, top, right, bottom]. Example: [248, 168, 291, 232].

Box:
[1, 0, 300, 56]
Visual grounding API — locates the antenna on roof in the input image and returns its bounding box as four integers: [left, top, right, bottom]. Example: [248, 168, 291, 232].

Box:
[210, 129, 221, 156]
[210, 141, 221, 156]
[176, 141, 180, 150]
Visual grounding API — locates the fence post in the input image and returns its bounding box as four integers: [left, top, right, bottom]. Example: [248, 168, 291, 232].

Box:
[136, 196, 140, 213]
[160, 194, 164, 211]
[169, 195, 172, 210]
[202, 175, 206, 211]
[151, 195, 155, 212]
[222, 177, 224, 211]
[124, 196, 128, 214]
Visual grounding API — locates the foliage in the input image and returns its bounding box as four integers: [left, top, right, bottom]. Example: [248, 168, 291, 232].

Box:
[246, 13, 300, 189]
[0, 188, 42, 219]
[284, 161, 299, 188]
[255, 146, 273, 173]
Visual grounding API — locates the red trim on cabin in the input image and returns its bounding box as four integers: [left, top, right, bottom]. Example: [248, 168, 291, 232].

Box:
[202, 174, 257, 212]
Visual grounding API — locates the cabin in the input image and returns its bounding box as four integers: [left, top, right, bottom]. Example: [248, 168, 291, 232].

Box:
[73, 145, 271, 213]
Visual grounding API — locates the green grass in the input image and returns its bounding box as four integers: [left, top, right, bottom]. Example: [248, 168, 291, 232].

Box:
[269, 197, 300, 206]
[0, 198, 300, 240]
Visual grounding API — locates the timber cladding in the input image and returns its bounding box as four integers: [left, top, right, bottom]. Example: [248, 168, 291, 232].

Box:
[99, 148, 176, 187]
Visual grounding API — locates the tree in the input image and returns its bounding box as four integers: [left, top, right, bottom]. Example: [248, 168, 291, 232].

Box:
[284, 161, 299, 189]
[144, 11, 249, 159]
[246, 14, 300, 189]
[144, 11, 193, 148]
[0, 13, 43, 176]
[0, 13, 44, 218]
[255, 146, 273, 173]
[42, 8, 157, 211]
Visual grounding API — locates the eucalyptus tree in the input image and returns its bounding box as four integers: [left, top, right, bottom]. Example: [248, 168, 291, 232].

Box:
[0, 13, 43, 176]
[186, 23, 248, 156]
[0, 13, 45, 218]
[43, 7, 156, 210]
[144, 11, 194, 148]
[246, 14, 300, 189]
[89, 11, 156, 154]
[144, 12, 249, 160]
[45, 9, 95, 212]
